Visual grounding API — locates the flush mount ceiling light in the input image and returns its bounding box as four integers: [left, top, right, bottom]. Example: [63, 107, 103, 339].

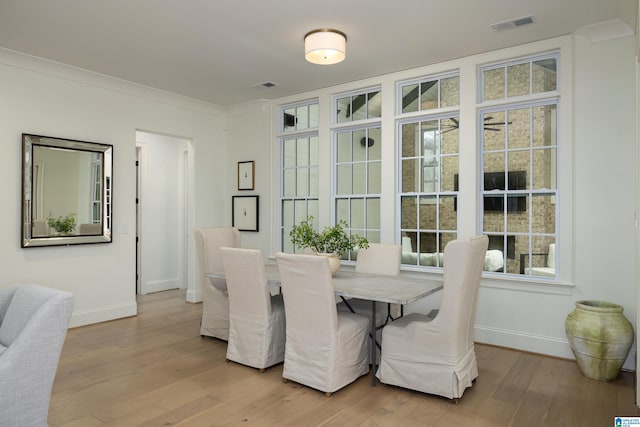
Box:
[304, 29, 347, 65]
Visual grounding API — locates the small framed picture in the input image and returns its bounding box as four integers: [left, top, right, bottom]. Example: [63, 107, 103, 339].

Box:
[237, 161, 255, 190]
[232, 195, 259, 232]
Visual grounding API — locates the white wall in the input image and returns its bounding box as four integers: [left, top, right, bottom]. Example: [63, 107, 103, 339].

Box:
[0, 48, 227, 326]
[225, 101, 273, 255]
[226, 33, 638, 368]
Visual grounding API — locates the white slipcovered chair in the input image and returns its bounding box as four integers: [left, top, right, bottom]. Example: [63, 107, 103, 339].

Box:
[337, 243, 402, 329]
[276, 252, 370, 396]
[376, 235, 488, 400]
[0, 284, 74, 427]
[193, 227, 240, 340]
[221, 247, 286, 371]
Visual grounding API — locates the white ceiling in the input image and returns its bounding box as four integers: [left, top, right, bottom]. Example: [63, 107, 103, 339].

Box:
[0, 0, 635, 106]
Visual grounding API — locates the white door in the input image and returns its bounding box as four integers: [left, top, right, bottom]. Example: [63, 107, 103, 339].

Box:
[136, 131, 190, 294]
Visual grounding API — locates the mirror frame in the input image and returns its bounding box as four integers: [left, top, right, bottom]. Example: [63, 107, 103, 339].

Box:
[21, 133, 113, 248]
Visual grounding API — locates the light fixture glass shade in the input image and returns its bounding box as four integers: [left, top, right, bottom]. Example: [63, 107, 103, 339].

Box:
[304, 29, 347, 65]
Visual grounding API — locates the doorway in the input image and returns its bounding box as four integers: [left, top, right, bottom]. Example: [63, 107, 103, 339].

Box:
[136, 131, 191, 295]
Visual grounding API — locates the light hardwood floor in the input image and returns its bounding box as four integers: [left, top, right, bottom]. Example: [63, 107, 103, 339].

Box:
[50, 289, 639, 426]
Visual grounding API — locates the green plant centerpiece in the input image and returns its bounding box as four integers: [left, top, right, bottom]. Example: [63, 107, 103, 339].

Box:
[47, 213, 77, 235]
[289, 216, 369, 274]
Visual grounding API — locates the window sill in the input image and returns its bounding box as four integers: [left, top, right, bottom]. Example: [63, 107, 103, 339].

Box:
[481, 272, 574, 295]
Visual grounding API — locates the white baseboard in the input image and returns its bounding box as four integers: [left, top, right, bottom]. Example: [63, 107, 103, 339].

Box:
[68, 301, 137, 328]
[475, 324, 637, 371]
[186, 287, 201, 303]
[141, 279, 181, 294]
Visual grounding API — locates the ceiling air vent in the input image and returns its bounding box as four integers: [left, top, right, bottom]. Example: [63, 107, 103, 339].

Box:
[252, 81, 278, 88]
[491, 15, 534, 32]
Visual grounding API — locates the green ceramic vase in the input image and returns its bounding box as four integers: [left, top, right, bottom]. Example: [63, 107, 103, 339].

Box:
[565, 300, 633, 381]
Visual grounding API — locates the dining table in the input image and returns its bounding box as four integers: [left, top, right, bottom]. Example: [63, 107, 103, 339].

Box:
[207, 260, 443, 386]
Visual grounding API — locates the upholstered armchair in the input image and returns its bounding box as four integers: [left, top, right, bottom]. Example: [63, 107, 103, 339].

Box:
[0, 284, 74, 427]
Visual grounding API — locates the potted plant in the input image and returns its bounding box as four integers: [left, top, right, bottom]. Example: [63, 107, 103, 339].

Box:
[289, 216, 369, 274]
[47, 213, 77, 236]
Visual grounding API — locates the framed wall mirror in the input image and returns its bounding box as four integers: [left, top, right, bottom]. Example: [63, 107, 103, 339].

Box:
[21, 134, 113, 248]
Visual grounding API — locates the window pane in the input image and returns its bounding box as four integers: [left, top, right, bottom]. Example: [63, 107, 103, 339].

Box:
[352, 163, 366, 194]
[283, 108, 296, 131]
[484, 152, 505, 174]
[309, 103, 319, 128]
[366, 198, 380, 229]
[532, 148, 556, 190]
[296, 168, 308, 196]
[531, 194, 556, 233]
[441, 155, 458, 192]
[401, 159, 420, 193]
[483, 111, 506, 151]
[296, 138, 308, 167]
[419, 196, 437, 229]
[309, 166, 319, 196]
[282, 200, 293, 227]
[401, 122, 420, 158]
[484, 67, 505, 101]
[283, 139, 295, 167]
[441, 119, 459, 154]
[533, 58, 557, 93]
[421, 80, 438, 110]
[368, 127, 381, 161]
[353, 129, 367, 162]
[440, 195, 457, 231]
[507, 63, 530, 97]
[336, 198, 349, 223]
[507, 197, 529, 233]
[368, 162, 381, 194]
[507, 108, 531, 150]
[533, 104, 557, 147]
[308, 200, 319, 220]
[336, 132, 351, 163]
[368, 91, 382, 118]
[401, 196, 418, 229]
[336, 164, 351, 194]
[352, 94, 367, 121]
[365, 230, 380, 244]
[508, 151, 529, 188]
[282, 228, 294, 252]
[441, 76, 459, 107]
[351, 198, 365, 228]
[296, 105, 309, 129]
[483, 196, 505, 232]
[402, 84, 419, 113]
[283, 169, 295, 196]
[337, 96, 350, 123]
[309, 136, 318, 165]
[294, 200, 308, 224]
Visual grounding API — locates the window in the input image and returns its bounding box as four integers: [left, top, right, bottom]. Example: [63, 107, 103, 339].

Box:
[335, 88, 381, 123]
[280, 100, 319, 252]
[334, 126, 381, 256]
[90, 152, 102, 223]
[334, 88, 382, 259]
[399, 73, 459, 114]
[479, 53, 559, 277]
[398, 116, 459, 267]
